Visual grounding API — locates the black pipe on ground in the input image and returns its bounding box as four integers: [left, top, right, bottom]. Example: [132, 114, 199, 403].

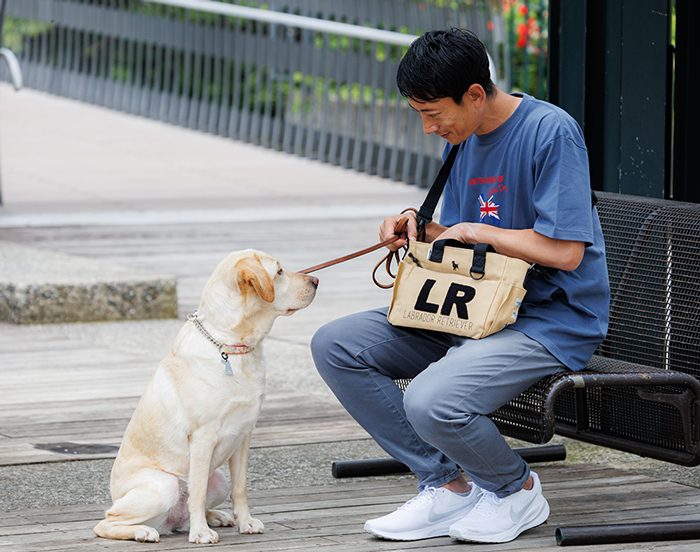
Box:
[331, 444, 566, 478]
[556, 520, 700, 546]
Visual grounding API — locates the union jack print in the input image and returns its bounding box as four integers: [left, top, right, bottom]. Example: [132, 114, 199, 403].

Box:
[478, 194, 501, 225]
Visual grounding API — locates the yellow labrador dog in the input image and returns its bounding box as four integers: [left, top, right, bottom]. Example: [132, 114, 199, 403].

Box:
[94, 250, 318, 544]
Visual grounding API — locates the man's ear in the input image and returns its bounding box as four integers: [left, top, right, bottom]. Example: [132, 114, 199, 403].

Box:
[235, 255, 275, 303]
[466, 84, 486, 109]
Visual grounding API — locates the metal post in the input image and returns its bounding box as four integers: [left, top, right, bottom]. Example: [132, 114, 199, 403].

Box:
[602, 0, 668, 198]
[550, 0, 670, 198]
[671, 0, 700, 203]
[547, 0, 587, 129]
[0, 0, 26, 206]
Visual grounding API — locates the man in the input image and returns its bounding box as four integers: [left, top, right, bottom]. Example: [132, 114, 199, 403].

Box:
[311, 29, 609, 544]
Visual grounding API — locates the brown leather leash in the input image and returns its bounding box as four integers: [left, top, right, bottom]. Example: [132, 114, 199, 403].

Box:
[299, 217, 409, 289]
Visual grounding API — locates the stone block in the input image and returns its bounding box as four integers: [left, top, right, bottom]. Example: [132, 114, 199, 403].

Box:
[0, 241, 177, 324]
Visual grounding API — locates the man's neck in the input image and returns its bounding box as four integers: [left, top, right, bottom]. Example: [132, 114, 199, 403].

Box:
[476, 89, 522, 136]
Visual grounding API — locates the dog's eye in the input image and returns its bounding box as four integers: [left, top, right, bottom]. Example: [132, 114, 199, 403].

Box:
[277, 268, 284, 276]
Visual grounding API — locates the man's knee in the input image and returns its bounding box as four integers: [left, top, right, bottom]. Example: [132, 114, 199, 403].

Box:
[403, 380, 447, 437]
[310, 321, 331, 361]
[310, 320, 343, 377]
[311, 309, 391, 375]
[403, 376, 480, 440]
[311, 314, 366, 380]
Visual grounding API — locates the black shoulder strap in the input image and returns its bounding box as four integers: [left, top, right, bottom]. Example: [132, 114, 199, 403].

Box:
[416, 143, 461, 240]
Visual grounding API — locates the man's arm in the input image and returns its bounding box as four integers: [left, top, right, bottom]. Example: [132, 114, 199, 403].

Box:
[434, 223, 585, 272]
[380, 213, 584, 272]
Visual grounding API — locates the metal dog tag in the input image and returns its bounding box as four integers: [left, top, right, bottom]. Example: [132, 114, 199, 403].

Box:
[221, 352, 233, 375]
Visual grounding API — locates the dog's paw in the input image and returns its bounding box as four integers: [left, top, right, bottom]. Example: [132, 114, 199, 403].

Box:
[207, 509, 235, 527]
[189, 527, 220, 544]
[134, 526, 160, 543]
[237, 517, 264, 534]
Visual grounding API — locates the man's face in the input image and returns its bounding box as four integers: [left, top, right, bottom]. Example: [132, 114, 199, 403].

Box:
[407, 89, 483, 145]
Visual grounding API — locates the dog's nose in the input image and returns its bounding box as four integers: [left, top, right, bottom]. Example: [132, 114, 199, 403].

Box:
[310, 276, 319, 287]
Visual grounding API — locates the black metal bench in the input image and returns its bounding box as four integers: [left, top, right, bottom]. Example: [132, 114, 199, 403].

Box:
[333, 192, 700, 478]
[490, 192, 700, 466]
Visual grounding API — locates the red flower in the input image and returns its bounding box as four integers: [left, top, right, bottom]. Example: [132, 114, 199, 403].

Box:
[516, 36, 527, 49]
[518, 4, 528, 15]
[487, 20, 495, 32]
[517, 23, 528, 36]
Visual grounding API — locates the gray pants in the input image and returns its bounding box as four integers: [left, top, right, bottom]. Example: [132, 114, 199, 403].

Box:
[311, 307, 566, 497]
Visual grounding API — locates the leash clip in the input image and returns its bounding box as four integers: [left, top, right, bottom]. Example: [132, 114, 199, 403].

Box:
[416, 216, 429, 242]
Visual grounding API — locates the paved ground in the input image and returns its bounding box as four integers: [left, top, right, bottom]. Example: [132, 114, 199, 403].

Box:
[0, 85, 424, 218]
[2, 82, 700, 522]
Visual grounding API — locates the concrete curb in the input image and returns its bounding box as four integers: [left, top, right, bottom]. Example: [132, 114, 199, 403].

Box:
[0, 241, 177, 324]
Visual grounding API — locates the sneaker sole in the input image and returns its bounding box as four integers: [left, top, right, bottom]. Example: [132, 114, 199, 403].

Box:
[449, 497, 550, 544]
[364, 521, 454, 541]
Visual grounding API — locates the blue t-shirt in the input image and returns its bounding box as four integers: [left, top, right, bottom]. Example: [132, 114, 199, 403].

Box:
[439, 94, 610, 371]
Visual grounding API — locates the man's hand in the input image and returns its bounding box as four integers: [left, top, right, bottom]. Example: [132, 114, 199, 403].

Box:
[379, 212, 419, 251]
[432, 223, 480, 246]
[380, 212, 449, 251]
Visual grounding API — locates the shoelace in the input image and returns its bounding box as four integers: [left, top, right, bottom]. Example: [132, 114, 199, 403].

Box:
[471, 491, 503, 517]
[398, 487, 438, 510]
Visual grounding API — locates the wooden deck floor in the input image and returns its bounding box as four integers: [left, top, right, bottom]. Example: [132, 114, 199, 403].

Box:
[0, 317, 370, 467]
[3, 465, 700, 551]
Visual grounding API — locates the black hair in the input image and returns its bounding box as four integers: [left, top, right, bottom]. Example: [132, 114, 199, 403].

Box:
[396, 29, 495, 104]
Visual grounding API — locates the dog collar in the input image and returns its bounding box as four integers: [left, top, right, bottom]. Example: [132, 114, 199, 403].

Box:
[187, 310, 254, 374]
[222, 344, 254, 355]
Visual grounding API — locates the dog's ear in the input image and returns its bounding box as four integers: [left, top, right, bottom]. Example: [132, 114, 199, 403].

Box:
[236, 255, 275, 303]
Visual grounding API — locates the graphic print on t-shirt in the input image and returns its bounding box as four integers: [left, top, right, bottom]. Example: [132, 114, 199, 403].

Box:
[478, 193, 501, 225]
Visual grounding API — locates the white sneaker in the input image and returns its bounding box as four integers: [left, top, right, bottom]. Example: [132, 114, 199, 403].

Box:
[449, 472, 550, 543]
[364, 484, 482, 541]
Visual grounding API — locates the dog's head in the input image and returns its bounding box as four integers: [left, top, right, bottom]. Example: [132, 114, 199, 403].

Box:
[233, 251, 318, 315]
[200, 250, 318, 332]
